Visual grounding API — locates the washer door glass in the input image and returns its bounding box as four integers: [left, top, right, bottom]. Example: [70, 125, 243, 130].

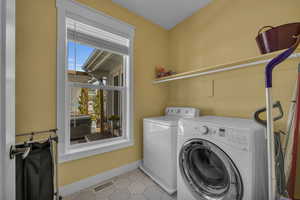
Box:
[179, 139, 243, 200]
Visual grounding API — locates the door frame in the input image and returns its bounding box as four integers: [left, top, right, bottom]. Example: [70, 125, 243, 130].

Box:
[0, 0, 16, 199]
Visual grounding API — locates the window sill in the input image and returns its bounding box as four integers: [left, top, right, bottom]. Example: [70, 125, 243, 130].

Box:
[58, 138, 134, 163]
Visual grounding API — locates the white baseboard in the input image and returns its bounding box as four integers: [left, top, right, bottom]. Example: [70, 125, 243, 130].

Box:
[60, 160, 141, 197]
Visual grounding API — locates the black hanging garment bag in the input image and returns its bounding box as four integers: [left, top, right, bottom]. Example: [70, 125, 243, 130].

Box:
[16, 141, 54, 200]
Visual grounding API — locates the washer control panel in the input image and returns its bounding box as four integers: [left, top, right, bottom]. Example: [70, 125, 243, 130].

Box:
[194, 125, 249, 151]
[165, 107, 200, 118]
[198, 125, 209, 135]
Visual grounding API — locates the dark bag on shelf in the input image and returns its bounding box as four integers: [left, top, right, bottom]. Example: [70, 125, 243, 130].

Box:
[256, 22, 300, 54]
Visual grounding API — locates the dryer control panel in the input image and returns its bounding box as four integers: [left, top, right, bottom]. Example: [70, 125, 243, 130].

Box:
[165, 107, 200, 118]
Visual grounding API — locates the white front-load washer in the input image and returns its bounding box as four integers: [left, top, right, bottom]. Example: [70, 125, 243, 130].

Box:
[140, 107, 200, 194]
[177, 116, 268, 200]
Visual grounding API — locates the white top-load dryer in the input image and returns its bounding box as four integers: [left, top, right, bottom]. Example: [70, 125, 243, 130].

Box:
[141, 107, 200, 194]
[177, 116, 268, 200]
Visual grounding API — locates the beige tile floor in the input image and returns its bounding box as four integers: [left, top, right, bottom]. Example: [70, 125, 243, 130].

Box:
[63, 169, 177, 200]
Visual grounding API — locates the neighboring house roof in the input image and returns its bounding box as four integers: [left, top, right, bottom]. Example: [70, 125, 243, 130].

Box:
[82, 49, 123, 80]
[68, 49, 123, 84]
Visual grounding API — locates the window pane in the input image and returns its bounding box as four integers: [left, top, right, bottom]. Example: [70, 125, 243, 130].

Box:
[70, 87, 123, 145]
[67, 40, 124, 87]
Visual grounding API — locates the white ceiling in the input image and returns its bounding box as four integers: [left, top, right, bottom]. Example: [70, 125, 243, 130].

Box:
[112, 0, 212, 30]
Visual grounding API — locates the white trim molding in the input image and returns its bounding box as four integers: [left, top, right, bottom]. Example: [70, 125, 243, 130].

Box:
[60, 160, 141, 197]
[56, 0, 135, 163]
[0, 1, 3, 197]
[0, 0, 16, 199]
[56, 0, 135, 38]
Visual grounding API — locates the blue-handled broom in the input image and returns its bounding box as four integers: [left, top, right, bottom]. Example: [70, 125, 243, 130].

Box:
[264, 35, 300, 200]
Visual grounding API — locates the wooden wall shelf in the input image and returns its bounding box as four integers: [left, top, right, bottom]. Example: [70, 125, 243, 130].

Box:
[153, 48, 300, 84]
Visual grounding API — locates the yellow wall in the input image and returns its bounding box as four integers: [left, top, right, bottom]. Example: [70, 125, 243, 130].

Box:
[16, 0, 169, 186]
[16, 0, 300, 197]
[168, 0, 300, 198]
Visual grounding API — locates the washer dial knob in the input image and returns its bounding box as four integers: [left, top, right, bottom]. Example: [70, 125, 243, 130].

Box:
[199, 126, 209, 135]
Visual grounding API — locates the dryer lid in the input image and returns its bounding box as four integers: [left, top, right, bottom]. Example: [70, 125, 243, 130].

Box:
[144, 116, 181, 127]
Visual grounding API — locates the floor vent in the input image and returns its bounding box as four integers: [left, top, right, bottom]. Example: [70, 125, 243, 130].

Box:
[94, 181, 113, 192]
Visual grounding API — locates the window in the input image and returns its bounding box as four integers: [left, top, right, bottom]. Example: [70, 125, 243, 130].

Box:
[57, 0, 135, 162]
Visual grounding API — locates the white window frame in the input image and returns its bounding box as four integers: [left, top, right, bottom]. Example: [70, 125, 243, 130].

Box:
[111, 69, 123, 117]
[56, 0, 135, 163]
